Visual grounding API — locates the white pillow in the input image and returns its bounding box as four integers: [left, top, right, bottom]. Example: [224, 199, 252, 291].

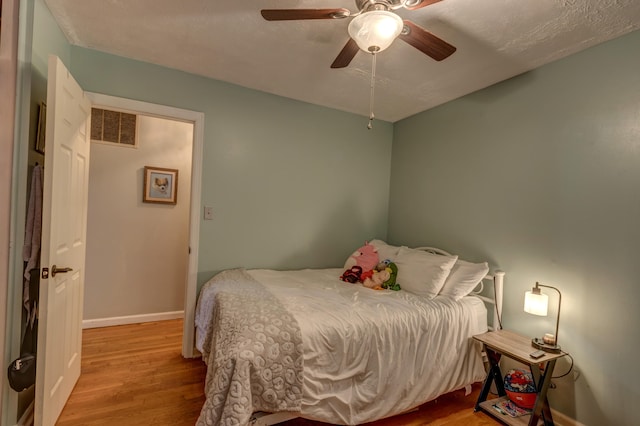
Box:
[369, 239, 401, 262]
[439, 260, 490, 300]
[395, 247, 458, 299]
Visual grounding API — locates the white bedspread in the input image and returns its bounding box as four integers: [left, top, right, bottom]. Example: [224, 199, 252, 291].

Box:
[195, 268, 487, 425]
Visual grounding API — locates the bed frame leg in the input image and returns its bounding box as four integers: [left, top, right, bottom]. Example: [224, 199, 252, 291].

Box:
[250, 411, 299, 425]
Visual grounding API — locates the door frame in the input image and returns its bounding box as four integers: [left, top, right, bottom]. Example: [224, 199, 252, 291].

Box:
[86, 92, 203, 358]
[0, 0, 20, 420]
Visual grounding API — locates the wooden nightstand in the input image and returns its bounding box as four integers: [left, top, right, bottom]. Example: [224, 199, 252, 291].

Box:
[473, 329, 566, 426]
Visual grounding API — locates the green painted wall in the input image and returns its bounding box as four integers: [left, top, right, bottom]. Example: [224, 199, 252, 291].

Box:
[30, 0, 70, 160]
[31, 0, 70, 76]
[68, 47, 393, 289]
[390, 29, 640, 425]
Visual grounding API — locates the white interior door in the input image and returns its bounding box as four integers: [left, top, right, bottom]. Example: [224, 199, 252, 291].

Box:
[35, 55, 91, 426]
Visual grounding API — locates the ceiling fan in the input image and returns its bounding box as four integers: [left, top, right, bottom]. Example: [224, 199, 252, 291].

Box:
[261, 0, 456, 69]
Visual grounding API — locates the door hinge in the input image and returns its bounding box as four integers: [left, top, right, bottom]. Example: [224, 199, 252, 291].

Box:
[41, 268, 49, 279]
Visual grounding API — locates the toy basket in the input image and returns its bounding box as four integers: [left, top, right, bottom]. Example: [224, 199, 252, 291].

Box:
[504, 369, 537, 409]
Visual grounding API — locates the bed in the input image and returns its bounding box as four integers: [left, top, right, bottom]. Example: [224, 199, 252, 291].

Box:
[194, 242, 504, 426]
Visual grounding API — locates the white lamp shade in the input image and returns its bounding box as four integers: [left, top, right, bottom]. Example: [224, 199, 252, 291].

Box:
[524, 290, 548, 316]
[348, 11, 404, 53]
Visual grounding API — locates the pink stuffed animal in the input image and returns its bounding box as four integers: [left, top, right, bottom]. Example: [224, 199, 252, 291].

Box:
[343, 242, 379, 273]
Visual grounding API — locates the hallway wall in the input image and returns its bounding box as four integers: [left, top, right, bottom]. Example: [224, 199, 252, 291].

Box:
[84, 115, 193, 321]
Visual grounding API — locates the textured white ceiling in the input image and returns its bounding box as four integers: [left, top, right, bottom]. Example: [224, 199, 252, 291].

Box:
[44, 0, 640, 122]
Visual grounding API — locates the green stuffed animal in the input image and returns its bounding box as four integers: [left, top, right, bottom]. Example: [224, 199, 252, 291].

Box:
[377, 260, 400, 291]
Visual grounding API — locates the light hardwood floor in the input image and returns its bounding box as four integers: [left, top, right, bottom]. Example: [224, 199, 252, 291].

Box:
[57, 319, 496, 425]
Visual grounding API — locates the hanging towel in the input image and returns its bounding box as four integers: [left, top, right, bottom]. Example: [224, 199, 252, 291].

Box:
[22, 164, 44, 313]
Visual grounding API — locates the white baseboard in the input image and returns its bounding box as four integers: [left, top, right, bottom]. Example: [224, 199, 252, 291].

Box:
[552, 408, 586, 426]
[82, 310, 184, 329]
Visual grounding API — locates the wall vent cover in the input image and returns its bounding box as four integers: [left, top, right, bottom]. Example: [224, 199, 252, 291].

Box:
[91, 108, 137, 146]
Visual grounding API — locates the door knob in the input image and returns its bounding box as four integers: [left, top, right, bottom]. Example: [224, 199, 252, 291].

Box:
[51, 265, 73, 277]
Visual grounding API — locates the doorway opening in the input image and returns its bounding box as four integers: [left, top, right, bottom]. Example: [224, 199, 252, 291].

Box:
[86, 93, 203, 358]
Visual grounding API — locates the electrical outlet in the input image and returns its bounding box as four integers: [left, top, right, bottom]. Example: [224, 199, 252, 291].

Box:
[204, 206, 214, 220]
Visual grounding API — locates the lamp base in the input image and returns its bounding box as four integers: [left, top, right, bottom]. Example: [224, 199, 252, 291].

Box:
[531, 337, 562, 353]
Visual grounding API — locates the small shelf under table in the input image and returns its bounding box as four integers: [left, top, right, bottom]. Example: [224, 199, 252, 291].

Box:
[478, 396, 543, 426]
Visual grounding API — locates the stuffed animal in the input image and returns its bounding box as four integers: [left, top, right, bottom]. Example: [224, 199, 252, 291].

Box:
[362, 269, 391, 290]
[361, 260, 400, 291]
[359, 269, 374, 282]
[381, 262, 400, 291]
[340, 266, 362, 283]
[343, 242, 379, 273]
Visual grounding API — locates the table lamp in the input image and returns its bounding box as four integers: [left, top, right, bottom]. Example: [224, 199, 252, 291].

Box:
[524, 282, 562, 353]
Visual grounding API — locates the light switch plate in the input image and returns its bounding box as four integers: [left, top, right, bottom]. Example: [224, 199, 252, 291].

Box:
[204, 206, 213, 220]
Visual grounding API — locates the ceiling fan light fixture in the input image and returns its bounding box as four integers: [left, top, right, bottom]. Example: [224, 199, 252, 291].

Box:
[348, 11, 404, 53]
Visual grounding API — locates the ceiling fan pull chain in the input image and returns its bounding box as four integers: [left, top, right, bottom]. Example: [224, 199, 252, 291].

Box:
[368, 52, 377, 130]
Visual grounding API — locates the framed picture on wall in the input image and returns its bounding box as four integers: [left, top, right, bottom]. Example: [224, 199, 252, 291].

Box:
[35, 101, 47, 154]
[143, 166, 178, 204]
